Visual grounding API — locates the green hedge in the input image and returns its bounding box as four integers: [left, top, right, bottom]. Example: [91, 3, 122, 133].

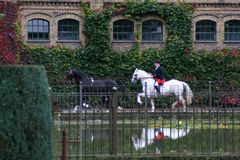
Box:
[0, 65, 52, 160]
[26, 47, 240, 90]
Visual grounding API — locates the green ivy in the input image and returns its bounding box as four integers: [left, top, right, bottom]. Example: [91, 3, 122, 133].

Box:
[83, 8, 114, 62]
[81, 0, 193, 59]
[122, 1, 193, 50]
[27, 46, 240, 90]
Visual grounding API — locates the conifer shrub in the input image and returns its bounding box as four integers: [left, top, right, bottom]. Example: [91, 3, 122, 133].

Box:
[0, 65, 52, 160]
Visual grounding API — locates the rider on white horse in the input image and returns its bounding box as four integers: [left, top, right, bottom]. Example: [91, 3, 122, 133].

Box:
[154, 60, 165, 93]
[131, 68, 193, 111]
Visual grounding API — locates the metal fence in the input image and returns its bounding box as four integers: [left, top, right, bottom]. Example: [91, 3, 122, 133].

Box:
[51, 83, 240, 160]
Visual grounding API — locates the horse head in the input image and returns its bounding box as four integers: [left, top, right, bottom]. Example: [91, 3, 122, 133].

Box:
[61, 68, 88, 84]
[131, 68, 152, 84]
[131, 68, 139, 84]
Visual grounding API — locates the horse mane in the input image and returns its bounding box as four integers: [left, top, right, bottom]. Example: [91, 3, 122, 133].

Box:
[138, 69, 153, 78]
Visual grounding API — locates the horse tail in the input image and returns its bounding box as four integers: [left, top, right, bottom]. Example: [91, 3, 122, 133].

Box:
[181, 81, 193, 105]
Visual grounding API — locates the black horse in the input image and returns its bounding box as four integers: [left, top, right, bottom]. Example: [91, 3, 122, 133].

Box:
[65, 68, 118, 92]
[63, 68, 120, 110]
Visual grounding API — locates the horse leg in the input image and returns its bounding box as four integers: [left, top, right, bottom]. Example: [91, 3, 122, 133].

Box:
[172, 96, 186, 111]
[172, 94, 180, 109]
[137, 93, 145, 104]
[179, 96, 186, 111]
[172, 101, 178, 109]
[101, 95, 110, 108]
[150, 98, 155, 112]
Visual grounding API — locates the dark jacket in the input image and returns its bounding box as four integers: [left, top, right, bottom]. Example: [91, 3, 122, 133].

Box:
[155, 66, 164, 80]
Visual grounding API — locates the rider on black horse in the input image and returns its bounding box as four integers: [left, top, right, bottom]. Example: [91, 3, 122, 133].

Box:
[154, 60, 165, 93]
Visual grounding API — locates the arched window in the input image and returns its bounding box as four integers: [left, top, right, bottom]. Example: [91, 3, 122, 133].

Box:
[196, 20, 216, 41]
[113, 19, 134, 41]
[142, 19, 163, 41]
[58, 19, 79, 40]
[27, 19, 49, 40]
[224, 20, 240, 41]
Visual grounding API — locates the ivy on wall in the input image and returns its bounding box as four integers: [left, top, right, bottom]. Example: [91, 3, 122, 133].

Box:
[0, 1, 20, 65]
[82, 8, 114, 60]
[82, 0, 193, 55]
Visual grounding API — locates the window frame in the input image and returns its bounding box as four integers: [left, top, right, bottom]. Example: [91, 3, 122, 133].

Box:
[195, 20, 216, 42]
[27, 19, 49, 41]
[113, 19, 134, 41]
[224, 20, 240, 42]
[142, 19, 163, 42]
[58, 19, 80, 41]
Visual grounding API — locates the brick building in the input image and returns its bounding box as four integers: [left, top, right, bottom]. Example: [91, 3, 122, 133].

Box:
[13, 0, 240, 50]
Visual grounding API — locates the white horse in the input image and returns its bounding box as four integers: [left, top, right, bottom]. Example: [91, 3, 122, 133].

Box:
[131, 68, 193, 111]
[132, 128, 190, 152]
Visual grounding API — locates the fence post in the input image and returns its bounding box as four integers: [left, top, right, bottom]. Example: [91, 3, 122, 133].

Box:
[208, 81, 212, 154]
[110, 92, 117, 155]
[208, 81, 212, 108]
[79, 81, 83, 160]
[144, 82, 148, 155]
[61, 129, 68, 160]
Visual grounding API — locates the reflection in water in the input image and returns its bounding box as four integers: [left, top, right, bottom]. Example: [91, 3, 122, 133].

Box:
[132, 128, 190, 153]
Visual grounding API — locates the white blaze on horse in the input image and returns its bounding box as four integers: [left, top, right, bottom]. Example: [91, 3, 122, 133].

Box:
[131, 68, 193, 111]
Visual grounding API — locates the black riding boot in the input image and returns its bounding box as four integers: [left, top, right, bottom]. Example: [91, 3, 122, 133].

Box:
[155, 85, 160, 93]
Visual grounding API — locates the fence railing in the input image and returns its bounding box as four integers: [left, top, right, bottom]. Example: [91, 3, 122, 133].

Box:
[51, 83, 240, 159]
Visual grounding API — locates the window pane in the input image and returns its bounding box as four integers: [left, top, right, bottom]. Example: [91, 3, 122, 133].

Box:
[142, 19, 162, 41]
[33, 26, 38, 32]
[38, 26, 43, 32]
[33, 33, 38, 39]
[38, 20, 43, 25]
[27, 26, 32, 32]
[45, 33, 49, 39]
[28, 33, 32, 39]
[27, 21, 32, 26]
[39, 33, 43, 39]
[58, 19, 79, 40]
[33, 20, 38, 25]
[196, 20, 216, 41]
[43, 26, 48, 33]
[224, 20, 240, 41]
[27, 19, 49, 40]
[113, 20, 134, 40]
[44, 21, 48, 26]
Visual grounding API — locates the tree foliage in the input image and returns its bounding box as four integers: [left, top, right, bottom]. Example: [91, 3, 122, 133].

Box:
[0, 66, 52, 160]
